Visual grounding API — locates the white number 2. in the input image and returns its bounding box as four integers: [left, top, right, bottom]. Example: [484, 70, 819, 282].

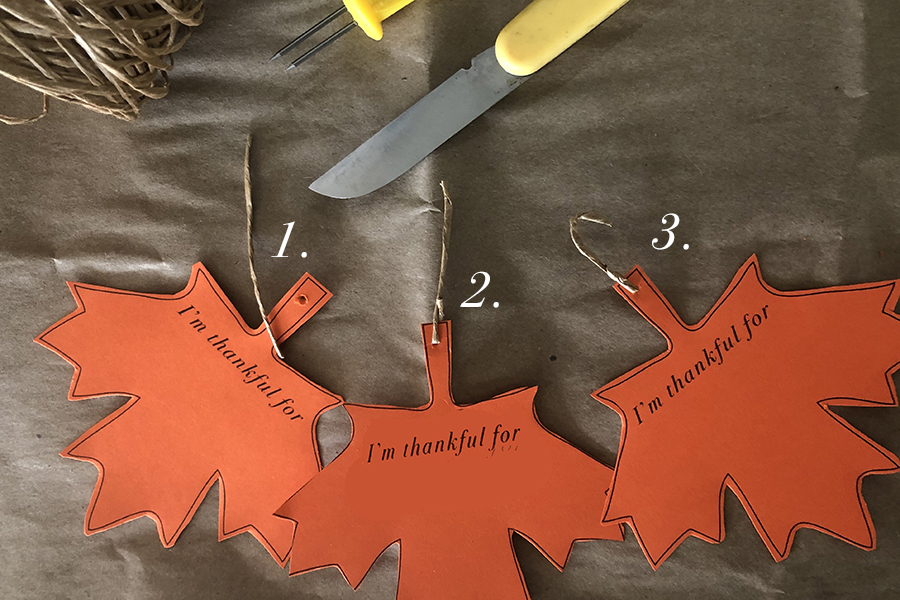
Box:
[461, 272, 491, 308]
[652, 213, 680, 250]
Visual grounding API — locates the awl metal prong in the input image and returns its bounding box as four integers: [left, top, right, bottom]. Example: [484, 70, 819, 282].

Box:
[271, 0, 420, 71]
[285, 22, 358, 71]
[271, 5, 353, 63]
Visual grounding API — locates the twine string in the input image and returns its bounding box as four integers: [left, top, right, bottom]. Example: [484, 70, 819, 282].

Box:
[0, 93, 49, 125]
[569, 212, 638, 294]
[244, 134, 284, 358]
[432, 181, 453, 345]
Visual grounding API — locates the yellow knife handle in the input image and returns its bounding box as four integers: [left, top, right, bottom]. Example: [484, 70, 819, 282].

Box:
[345, 0, 416, 40]
[495, 0, 631, 76]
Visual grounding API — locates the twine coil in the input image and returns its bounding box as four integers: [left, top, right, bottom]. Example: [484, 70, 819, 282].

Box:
[0, 0, 204, 122]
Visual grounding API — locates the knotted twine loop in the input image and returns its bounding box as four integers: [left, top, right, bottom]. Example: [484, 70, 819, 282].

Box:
[569, 212, 638, 294]
[0, 93, 49, 125]
[432, 181, 453, 345]
[244, 134, 284, 358]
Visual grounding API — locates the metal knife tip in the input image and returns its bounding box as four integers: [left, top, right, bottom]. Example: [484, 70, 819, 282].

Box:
[309, 178, 355, 199]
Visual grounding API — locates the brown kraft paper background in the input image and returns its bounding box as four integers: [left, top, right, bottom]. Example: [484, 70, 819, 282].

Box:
[1, 0, 899, 598]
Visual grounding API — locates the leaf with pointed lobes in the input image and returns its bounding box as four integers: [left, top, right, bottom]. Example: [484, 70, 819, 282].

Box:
[36, 263, 342, 565]
[594, 255, 900, 568]
[276, 321, 623, 600]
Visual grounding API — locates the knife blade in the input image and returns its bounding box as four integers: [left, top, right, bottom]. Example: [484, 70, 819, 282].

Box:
[310, 48, 527, 199]
[310, 0, 632, 199]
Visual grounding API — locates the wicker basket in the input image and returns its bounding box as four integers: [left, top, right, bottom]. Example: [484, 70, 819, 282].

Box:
[0, 0, 204, 123]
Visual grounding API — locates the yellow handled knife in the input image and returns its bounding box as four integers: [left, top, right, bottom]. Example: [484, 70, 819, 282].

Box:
[310, 0, 632, 199]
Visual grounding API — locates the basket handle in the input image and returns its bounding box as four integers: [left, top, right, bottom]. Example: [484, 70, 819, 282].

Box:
[0, 93, 49, 125]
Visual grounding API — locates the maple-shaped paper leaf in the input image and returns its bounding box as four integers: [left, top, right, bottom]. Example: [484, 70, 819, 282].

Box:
[36, 263, 342, 565]
[276, 322, 623, 600]
[594, 255, 900, 568]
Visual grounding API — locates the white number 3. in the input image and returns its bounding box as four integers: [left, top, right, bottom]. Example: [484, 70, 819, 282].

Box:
[652, 213, 680, 251]
[461, 272, 491, 308]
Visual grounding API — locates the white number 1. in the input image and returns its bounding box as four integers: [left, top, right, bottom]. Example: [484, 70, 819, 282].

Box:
[273, 222, 295, 258]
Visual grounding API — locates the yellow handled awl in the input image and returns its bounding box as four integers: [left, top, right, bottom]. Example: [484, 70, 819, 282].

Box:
[271, 0, 416, 70]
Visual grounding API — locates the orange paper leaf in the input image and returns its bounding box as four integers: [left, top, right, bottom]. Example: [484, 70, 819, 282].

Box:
[36, 263, 342, 565]
[276, 321, 623, 600]
[595, 255, 900, 568]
